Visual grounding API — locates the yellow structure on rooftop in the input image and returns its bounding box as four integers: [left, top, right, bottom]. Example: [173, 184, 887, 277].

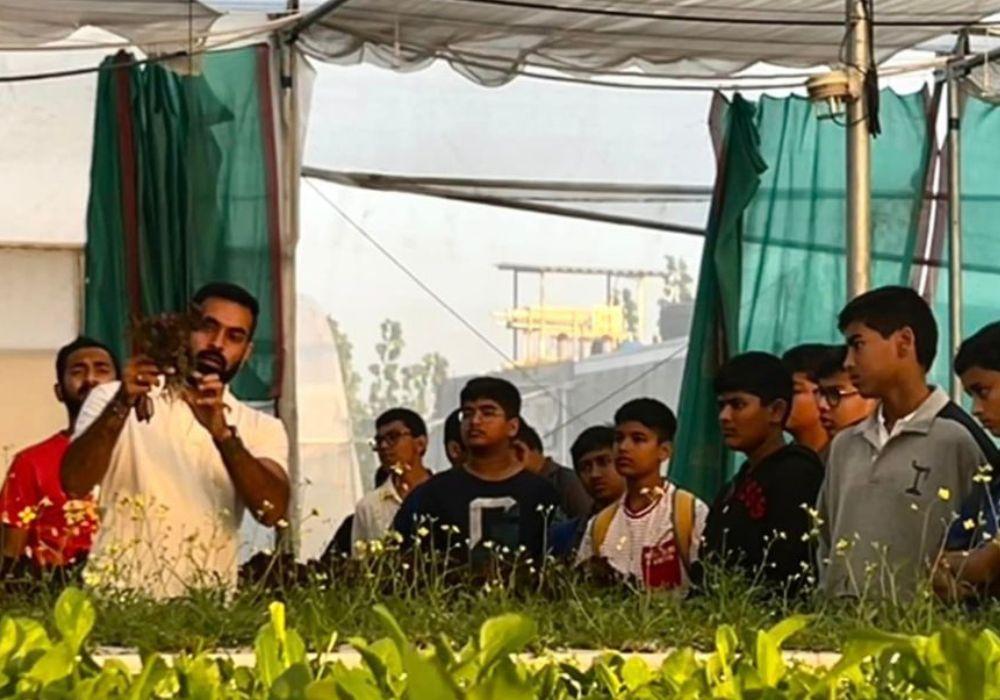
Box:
[495, 305, 626, 367]
[495, 261, 692, 368]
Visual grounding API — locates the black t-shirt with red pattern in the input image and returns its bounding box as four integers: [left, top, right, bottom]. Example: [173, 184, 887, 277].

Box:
[701, 444, 824, 589]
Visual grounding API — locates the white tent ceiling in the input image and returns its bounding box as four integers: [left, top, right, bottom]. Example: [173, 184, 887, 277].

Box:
[298, 0, 1000, 84]
[0, 1, 219, 48]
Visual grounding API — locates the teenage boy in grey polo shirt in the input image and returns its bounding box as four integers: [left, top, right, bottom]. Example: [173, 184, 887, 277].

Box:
[817, 287, 990, 599]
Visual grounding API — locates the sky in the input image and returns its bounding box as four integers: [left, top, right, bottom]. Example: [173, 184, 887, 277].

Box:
[297, 59, 715, 381]
[293, 48, 936, 384]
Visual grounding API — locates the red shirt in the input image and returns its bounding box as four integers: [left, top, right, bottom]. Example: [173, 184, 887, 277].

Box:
[0, 433, 97, 567]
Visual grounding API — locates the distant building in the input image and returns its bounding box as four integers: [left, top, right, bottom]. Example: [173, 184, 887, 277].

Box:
[426, 336, 688, 469]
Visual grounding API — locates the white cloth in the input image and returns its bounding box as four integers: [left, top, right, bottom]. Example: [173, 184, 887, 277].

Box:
[350, 477, 403, 556]
[72, 380, 288, 599]
[0, 1, 218, 48]
[299, 0, 1000, 86]
[576, 483, 708, 591]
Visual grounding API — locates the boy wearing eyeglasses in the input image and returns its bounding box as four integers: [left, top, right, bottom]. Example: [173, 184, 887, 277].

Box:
[393, 377, 561, 563]
[814, 345, 877, 439]
[781, 344, 841, 459]
[351, 408, 432, 555]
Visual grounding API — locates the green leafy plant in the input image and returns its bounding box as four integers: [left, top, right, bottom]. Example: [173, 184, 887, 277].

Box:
[7, 586, 1000, 698]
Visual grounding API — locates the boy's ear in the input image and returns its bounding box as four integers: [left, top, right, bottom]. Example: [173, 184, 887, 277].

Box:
[895, 326, 915, 361]
[658, 441, 673, 463]
[506, 415, 521, 439]
[54, 382, 64, 404]
[770, 398, 789, 427]
[414, 434, 428, 457]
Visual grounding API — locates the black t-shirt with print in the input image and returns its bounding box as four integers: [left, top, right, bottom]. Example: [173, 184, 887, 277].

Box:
[701, 444, 825, 589]
[392, 467, 561, 562]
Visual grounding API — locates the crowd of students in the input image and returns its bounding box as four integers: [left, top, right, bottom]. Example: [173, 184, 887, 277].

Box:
[335, 285, 1000, 600]
[5, 282, 1000, 601]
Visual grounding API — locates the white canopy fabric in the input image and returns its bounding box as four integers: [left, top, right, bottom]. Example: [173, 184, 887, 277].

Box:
[0, 0, 218, 48]
[299, 0, 1000, 84]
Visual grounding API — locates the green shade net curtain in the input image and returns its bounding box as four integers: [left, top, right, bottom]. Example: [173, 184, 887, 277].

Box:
[85, 45, 283, 401]
[671, 89, 935, 502]
[670, 95, 764, 502]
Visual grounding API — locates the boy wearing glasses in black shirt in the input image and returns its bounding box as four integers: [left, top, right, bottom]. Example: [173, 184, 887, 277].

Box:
[392, 377, 561, 563]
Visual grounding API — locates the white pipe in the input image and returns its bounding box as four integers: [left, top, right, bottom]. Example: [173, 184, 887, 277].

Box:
[846, 0, 872, 299]
[279, 8, 302, 554]
[948, 73, 964, 402]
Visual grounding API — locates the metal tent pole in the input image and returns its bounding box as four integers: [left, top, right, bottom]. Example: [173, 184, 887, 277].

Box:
[288, 0, 352, 42]
[846, 0, 872, 299]
[279, 0, 302, 554]
[947, 67, 964, 402]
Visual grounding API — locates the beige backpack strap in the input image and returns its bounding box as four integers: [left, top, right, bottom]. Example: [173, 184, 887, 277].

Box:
[672, 487, 696, 571]
[591, 502, 620, 556]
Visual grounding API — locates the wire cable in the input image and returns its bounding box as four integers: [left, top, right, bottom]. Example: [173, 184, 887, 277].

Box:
[0, 19, 296, 84]
[0, 50, 188, 83]
[303, 176, 569, 411]
[446, 0, 1000, 29]
[541, 340, 689, 439]
[0, 14, 300, 52]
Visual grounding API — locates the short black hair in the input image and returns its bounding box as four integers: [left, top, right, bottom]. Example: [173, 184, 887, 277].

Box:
[614, 398, 677, 442]
[56, 337, 120, 382]
[815, 345, 849, 381]
[838, 286, 938, 370]
[459, 377, 521, 419]
[193, 282, 260, 336]
[955, 322, 1000, 375]
[515, 421, 544, 453]
[570, 425, 615, 471]
[375, 407, 427, 438]
[715, 352, 793, 420]
[782, 343, 842, 382]
[444, 408, 463, 447]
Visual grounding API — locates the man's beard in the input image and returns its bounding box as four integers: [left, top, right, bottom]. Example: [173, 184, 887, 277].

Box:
[65, 397, 84, 422]
[63, 383, 95, 423]
[194, 349, 241, 384]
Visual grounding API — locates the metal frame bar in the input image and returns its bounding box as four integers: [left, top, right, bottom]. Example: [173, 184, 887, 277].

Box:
[302, 165, 707, 236]
[946, 36, 967, 402]
[287, 0, 353, 42]
[846, 0, 872, 299]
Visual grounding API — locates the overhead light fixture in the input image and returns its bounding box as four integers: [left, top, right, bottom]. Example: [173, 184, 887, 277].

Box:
[806, 69, 862, 120]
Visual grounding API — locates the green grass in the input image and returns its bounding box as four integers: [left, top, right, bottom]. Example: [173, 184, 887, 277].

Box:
[1, 550, 998, 654]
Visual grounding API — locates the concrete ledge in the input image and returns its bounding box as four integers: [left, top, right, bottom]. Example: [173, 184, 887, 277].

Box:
[92, 647, 842, 673]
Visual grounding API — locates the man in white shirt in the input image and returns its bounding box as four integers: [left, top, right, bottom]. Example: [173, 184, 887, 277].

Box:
[62, 282, 290, 599]
[351, 408, 431, 555]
